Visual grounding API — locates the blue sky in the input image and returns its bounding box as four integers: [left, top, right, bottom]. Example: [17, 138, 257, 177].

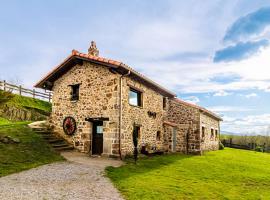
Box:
[1, 0, 270, 135]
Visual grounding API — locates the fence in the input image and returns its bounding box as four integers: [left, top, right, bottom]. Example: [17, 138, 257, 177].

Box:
[221, 139, 270, 152]
[0, 80, 52, 102]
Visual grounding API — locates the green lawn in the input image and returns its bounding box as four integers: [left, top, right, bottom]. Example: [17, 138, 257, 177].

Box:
[0, 122, 64, 177]
[106, 149, 270, 200]
[0, 117, 11, 125]
[8, 93, 51, 113]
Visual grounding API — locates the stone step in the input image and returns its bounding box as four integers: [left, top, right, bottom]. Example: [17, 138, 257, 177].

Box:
[32, 128, 46, 131]
[32, 127, 74, 152]
[54, 146, 74, 151]
[48, 139, 65, 144]
[35, 131, 51, 134]
[42, 135, 57, 139]
[52, 143, 70, 148]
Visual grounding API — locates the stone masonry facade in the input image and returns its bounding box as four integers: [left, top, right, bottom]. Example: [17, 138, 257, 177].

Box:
[39, 42, 222, 158]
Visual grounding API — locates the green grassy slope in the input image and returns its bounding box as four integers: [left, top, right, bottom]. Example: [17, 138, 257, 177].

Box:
[0, 90, 51, 122]
[106, 149, 270, 200]
[0, 122, 64, 177]
[5, 92, 51, 113]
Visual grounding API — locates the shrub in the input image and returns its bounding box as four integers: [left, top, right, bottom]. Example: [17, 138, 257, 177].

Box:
[255, 146, 264, 152]
[219, 142, 224, 150]
[0, 90, 14, 105]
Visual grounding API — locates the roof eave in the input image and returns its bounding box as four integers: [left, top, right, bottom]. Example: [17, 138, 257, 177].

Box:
[34, 53, 176, 97]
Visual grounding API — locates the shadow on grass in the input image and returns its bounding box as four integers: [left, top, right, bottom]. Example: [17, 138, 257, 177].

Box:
[106, 153, 192, 182]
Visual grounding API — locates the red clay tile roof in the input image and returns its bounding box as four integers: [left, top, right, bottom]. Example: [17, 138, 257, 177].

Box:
[35, 50, 176, 97]
[34, 49, 221, 120]
[173, 98, 222, 121]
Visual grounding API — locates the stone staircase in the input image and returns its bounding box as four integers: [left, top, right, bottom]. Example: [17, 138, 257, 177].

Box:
[29, 122, 74, 152]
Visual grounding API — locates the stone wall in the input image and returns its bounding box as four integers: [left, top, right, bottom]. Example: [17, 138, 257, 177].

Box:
[120, 77, 166, 156]
[50, 61, 120, 155]
[50, 59, 220, 157]
[166, 99, 201, 154]
[50, 61, 168, 157]
[200, 113, 220, 151]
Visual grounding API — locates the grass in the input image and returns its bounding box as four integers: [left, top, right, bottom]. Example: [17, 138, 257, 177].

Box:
[0, 90, 51, 113]
[0, 117, 11, 125]
[106, 148, 270, 200]
[0, 122, 64, 177]
[7, 93, 52, 113]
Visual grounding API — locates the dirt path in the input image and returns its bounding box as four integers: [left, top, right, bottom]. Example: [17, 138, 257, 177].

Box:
[0, 151, 124, 200]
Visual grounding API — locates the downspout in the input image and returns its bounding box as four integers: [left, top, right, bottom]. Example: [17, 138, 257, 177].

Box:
[119, 70, 130, 160]
[218, 120, 221, 144]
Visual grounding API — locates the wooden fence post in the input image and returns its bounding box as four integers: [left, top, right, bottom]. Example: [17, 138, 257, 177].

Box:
[3, 80, 6, 91]
[49, 93, 51, 102]
[33, 89, 35, 98]
[229, 138, 232, 147]
[19, 85, 22, 95]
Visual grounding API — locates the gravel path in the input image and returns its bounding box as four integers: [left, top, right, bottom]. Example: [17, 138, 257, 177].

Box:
[0, 152, 124, 200]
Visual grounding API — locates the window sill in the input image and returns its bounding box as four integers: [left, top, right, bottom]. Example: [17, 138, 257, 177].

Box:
[129, 103, 143, 109]
[70, 100, 79, 103]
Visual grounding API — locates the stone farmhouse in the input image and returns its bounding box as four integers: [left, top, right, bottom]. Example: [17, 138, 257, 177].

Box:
[35, 41, 222, 158]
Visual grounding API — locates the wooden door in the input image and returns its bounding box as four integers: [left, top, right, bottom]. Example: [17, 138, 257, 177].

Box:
[172, 127, 177, 152]
[92, 121, 103, 155]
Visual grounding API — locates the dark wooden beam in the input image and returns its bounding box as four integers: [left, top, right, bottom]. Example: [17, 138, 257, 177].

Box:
[85, 117, 109, 122]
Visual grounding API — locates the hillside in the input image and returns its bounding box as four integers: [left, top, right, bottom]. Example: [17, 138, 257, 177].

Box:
[0, 90, 51, 124]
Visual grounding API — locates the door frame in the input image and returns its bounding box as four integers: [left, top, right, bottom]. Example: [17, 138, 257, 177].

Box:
[172, 127, 177, 152]
[91, 121, 104, 155]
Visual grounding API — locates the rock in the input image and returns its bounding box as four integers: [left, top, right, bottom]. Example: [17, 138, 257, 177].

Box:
[12, 138, 20, 143]
[1, 137, 10, 144]
[0, 135, 20, 144]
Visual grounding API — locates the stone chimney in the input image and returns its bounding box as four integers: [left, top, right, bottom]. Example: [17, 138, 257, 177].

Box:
[88, 41, 99, 56]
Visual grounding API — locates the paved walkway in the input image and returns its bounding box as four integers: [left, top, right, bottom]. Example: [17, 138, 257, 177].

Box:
[0, 151, 124, 200]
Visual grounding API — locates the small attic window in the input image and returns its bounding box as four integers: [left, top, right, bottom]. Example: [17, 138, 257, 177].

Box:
[211, 128, 214, 138]
[70, 84, 80, 101]
[156, 131, 161, 141]
[163, 97, 167, 110]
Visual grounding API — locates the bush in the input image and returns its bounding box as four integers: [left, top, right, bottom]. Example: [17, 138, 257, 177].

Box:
[255, 146, 264, 152]
[0, 90, 14, 105]
[219, 142, 224, 150]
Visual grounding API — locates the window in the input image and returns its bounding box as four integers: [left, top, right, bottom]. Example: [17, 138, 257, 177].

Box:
[215, 129, 218, 139]
[96, 125, 103, 134]
[163, 97, 167, 109]
[129, 88, 142, 107]
[70, 84, 80, 101]
[201, 126, 205, 138]
[156, 131, 161, 141]
[211, 128, 214, 138]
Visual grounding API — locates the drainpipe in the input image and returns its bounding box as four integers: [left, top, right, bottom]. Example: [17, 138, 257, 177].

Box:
[119, 70, 130, 160]
[186, 120, 193, 154]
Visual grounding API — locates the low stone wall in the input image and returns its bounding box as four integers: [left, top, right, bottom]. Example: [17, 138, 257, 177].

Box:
[0, 104, 48, 121]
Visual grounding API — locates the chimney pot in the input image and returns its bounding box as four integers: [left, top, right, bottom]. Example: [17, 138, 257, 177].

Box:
[88, 41, 99, 56]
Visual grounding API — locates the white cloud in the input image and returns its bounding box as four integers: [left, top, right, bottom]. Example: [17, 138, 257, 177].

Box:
[207, 106, 253, 113]
[221, 113, 270, 135]
[213, 90, 232, 96]
[137, 46, 270, 94]
[182, 96, 200, 104]
[245, 93, 258, 98]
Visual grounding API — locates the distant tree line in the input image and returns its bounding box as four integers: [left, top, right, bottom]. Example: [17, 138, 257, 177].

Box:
[221, 127, 270, 152]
